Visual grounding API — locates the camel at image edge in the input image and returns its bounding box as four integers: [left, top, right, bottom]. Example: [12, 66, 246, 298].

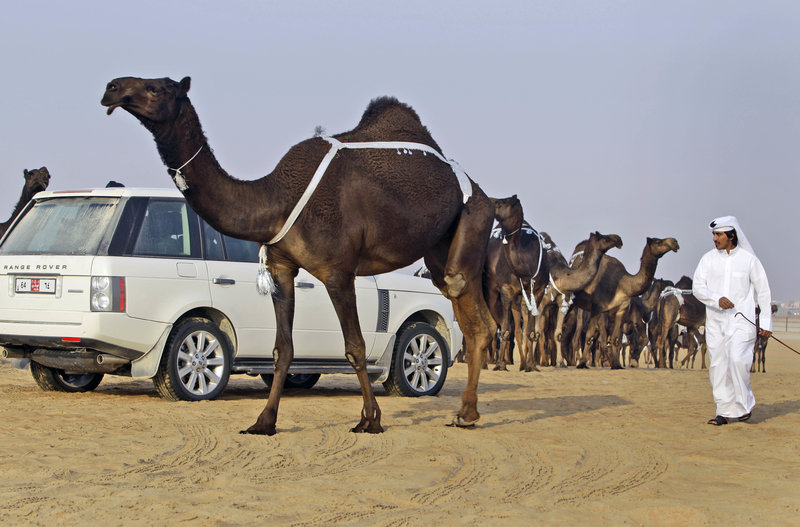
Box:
[1, 168, 51, 239]
[101, 76, 495, 435]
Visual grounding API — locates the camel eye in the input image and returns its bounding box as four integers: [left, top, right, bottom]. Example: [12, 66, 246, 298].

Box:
[146, 86, 160, 95]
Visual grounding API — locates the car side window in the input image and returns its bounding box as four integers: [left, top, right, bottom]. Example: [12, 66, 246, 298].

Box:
[131, 200, 199, 258]
[222, 234, 259, 263]
[202, 222, 225, 260]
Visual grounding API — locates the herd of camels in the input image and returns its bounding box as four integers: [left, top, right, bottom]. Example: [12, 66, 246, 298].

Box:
[3, 75, 773, 436]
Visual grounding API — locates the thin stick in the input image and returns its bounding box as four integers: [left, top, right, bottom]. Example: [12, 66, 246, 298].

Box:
[735, 312, 800, 357]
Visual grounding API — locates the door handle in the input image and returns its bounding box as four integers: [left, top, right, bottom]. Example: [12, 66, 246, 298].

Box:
[212, 278, 236, 285]
[295, 282, 315, 289]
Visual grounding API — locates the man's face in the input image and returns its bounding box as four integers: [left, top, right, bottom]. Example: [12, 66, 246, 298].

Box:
[713, 231, 733, 251]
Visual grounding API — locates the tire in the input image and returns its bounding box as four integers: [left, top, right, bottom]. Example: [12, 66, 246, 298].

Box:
[383, 322, 449, 397]
[153, 317, 232, 401]
[260, 373, 321, 390]
[30, 361, 103, 393]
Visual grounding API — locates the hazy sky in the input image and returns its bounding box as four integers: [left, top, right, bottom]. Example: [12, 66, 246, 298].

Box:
[2, 1, 798, 301]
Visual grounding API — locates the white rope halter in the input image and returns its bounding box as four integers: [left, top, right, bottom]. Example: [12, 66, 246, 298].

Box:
[168, 146, 204, 191]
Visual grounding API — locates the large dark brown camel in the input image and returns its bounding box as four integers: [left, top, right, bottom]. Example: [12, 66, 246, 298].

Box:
[571, 236, 679, 368]
[487, 195, 549, 372]
[653, 276, 704, 368]
[102, 76, 495, 434]
[534, 231, 622, 366]
[0, 167, 51, 238]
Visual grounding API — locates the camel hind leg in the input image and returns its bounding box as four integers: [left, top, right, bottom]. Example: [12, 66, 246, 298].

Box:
[426, 182, 494, 427]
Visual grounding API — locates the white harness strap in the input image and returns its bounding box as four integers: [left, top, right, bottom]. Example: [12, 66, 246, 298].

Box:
[268, 137, 472, 245]
[257, 137, 472, 295]
[517, 226, 545, 316]
[569, 250, 584, 266]
[660, 286, 692, 306]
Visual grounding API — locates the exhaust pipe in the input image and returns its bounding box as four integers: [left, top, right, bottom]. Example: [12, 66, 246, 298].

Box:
[30, 349, 128, 373]
[96, 354, 129, 367]
[1, 347, 30, 359]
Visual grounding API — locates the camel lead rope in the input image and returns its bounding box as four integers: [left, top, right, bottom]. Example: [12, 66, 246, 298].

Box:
[735, 312, 800, 356]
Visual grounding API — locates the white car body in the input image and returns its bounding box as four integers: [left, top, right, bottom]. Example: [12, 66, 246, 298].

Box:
[0, 187, 461, 400]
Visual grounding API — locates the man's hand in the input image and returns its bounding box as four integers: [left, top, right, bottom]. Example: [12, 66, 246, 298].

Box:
[759, 329, 772, 338]
[718, 296, 735, 309]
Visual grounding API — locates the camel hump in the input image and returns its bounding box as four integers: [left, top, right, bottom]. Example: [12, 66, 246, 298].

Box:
[349, 96, 441, 150]
[358, 96, 421, 127]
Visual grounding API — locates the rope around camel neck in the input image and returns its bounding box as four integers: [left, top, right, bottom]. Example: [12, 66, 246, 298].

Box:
[168, 146, 204, 191]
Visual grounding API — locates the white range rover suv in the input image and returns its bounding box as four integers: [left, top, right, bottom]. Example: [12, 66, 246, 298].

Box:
[0, 187, 461, 401]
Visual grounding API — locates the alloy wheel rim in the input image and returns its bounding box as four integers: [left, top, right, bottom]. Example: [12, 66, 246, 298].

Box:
[177, 330, 226, 395]
[402, 333, 443, 393]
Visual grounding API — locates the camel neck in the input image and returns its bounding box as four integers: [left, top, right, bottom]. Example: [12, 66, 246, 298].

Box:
[1, 187, 35, 229]
[626, 247, 660, 296]
[146, 102, 289, 242]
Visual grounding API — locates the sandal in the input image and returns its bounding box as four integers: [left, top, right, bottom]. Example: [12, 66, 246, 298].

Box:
[736, 412, 752, 422]
[707, 415, 729, 426]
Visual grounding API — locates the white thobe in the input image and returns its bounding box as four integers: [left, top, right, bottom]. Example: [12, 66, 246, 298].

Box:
[692, 246, 772, 418]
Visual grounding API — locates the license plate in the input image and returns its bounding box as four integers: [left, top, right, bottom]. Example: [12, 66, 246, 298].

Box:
[15, 277, 57, 294]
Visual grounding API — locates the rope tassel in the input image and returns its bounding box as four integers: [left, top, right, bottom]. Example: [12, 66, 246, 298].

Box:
[256, 244, 276, 295]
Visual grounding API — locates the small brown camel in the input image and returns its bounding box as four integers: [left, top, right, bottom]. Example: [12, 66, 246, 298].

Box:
[487, 195, 549, 372]
[534, 231, 622, 366]
[622, 277, 674, 367]
[0, 167, 51, 238]
[571, 236, 679, 369]
[483, 230, 520, 371]
[102, 76, 495, 435]
[752, 304, 778, 373]
[653, 276, 705, 368]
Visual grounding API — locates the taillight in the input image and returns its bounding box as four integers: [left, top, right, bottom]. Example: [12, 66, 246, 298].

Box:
[90, 276, 126, 312]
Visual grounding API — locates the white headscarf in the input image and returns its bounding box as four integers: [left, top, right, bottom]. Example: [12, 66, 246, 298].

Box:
[708, 215, 755, 256]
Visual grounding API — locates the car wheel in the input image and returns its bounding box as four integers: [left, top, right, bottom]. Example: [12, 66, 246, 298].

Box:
[30, 361, 104, 392]
[383, 322, 449, 397]
[153, 317, 232, 401]
[260, 373, 321, 390]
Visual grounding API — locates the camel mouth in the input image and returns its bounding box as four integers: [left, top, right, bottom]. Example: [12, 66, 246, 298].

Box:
[105, 103, 121, 115]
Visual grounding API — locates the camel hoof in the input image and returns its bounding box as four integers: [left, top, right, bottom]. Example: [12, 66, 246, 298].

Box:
[493, 364, 508, 372]
[239, 424, 277, 436]
[629, 359, 639, 368]
[350, 419, 384, 434]
[576, 363, 588, 369]
[447, 415, 477, 428]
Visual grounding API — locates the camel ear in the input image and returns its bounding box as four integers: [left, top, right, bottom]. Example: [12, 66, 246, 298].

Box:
[23, 169, 29, 177]
[179, 77, 191, 94]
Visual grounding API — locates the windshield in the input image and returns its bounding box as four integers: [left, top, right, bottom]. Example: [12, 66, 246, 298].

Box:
[0, 197, 118, 255]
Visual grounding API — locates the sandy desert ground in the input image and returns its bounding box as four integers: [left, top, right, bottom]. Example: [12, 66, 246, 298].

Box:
[1, 334, 799, 527]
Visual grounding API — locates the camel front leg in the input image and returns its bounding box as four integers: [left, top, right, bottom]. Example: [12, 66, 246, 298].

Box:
[553, 305, 567, 366]
[325, 275, 383, 433]
[241, 264, 298, 435]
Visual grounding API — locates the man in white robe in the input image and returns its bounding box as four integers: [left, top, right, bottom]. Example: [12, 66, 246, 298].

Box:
[692, 215, 772, 426]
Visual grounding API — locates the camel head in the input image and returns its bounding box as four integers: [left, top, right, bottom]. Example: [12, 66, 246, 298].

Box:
[102, 76, 191, 123]
[589, 231, 623, 253]
[23, 167, 50, 195]
[646, 237, 680, 258]
[490, 195, 523, 232]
